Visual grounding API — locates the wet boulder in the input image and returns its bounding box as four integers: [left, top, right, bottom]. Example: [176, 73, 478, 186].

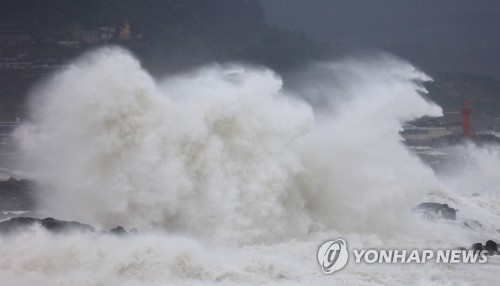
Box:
[471, 240, 499, 255]
[414, 202, 457, 220]
[485, 240, 498, 255]
[472, 242, 483, 253]
[0, 217, 94, 234]
[110, 226, 127, 235]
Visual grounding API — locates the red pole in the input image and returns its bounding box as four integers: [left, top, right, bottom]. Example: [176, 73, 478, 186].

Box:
[462, 100, 471, 137]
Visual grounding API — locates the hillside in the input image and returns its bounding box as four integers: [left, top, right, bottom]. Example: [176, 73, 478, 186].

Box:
[0, 0, 327, 121]
[0, 0, 326, 69]
[427, 73, 500, 131]
[1, 1, 498, 130]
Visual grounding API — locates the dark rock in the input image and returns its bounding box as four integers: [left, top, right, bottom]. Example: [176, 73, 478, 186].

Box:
[471, 241, 500, 255]
[0, 217, 94, 234]
[110, 226, 127, 235]
[485, 240, 498, 255]
[441, 207, 457, 220]
[472, 242, 483, 253]
[129, 228, 138, 234]
[414, 202, 458, 220]
[41, 217, 94, 233]
[0, 216, 139, 237]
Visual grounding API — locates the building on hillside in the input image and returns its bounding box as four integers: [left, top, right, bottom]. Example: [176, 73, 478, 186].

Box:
[119, 23, 131, 40]
[98, 27, 115, 41]
[70, 27, 116, 44]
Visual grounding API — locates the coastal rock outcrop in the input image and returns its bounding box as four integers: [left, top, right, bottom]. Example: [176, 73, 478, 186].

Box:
[471, 240, 499, 255]
[0, 217, 94, 234]
[0, 216, 138, 236]
[414, 202, 457, 220]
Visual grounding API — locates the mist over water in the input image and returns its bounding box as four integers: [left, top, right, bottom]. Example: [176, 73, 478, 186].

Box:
[5, 47, 500, 285]
[439, 144, 500, 196]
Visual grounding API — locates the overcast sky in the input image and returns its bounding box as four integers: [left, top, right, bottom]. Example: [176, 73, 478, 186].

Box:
[262, 0, 500, 44]
[262, 0, 500, 77]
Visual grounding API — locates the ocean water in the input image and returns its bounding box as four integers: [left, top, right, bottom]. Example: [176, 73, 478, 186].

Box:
[2, 47, 500, 285]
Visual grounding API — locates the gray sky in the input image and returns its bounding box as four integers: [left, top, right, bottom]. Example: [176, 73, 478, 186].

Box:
[262, 0, 500, 77]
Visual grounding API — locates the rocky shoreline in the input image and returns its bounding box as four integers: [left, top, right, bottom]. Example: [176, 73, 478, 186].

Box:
[0, 177, 498, 253]
[0, 216, 136, 235]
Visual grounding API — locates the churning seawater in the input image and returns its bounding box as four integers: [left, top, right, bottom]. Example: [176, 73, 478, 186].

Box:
[2, 47, 500, 285]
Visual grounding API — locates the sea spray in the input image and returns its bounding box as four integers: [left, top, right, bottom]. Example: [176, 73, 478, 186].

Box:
[14, 47, 443, 243]
[6, 46, 500, 285]
[14, 47, 314, 243]
[438, 143, 500, 196]
[292, 58, 443, 234]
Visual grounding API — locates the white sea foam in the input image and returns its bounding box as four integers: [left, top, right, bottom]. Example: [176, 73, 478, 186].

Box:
[4, 47, 500, 285]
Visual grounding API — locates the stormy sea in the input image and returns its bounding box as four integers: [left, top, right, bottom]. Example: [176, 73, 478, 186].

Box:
[1, 47, 500, 285]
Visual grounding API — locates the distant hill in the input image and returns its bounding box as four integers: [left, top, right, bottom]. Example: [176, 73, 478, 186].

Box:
[262, 0, 500, 79]
[427, 73, 500, 131]
[1, 0, 499, 132]
[1, 0, 264, 32]
[0, 0, 326, 70]
[0, 0, 328, 121]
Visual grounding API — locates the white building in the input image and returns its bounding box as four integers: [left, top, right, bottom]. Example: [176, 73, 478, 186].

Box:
[401, 124, 461, 144]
